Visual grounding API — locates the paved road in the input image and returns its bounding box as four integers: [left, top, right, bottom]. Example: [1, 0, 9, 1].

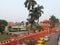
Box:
[58, 37, 60, 45]
[58, 38, 60, 45]
[44, 30, 60, 45]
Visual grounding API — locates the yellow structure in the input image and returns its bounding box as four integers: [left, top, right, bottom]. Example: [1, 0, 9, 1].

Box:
[36, 38, 46, 45]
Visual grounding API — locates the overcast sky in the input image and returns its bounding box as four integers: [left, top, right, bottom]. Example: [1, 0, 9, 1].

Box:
[0, 0, 60, 22]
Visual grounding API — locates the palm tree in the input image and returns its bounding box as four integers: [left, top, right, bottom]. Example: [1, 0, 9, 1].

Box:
[24, 0, 37, 10]
[24, 0, 37, 30]
[35, 5, 44, 23]
[24, 0, 44, 33]
[29, 5, 44, 24]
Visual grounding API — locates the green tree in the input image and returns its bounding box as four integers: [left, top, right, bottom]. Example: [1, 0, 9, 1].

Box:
[24, 0, 37, 29]
[27, 18, 35, 27]
[30, 5, 44, 24]
[55, 18, 59, 25]
[26, 22, 29, 30]
[49, 15, 59, 28]
[24, 0, 44, 33]
[49, 15, 56, 28]
[35, 5, 44, 23]
[36, 25, 43, 31]
[24, 0, 37, 10]
[0, 20, 7, 34]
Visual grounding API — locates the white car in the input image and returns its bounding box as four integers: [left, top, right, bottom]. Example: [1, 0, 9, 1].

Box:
[44, 36, 50, 41]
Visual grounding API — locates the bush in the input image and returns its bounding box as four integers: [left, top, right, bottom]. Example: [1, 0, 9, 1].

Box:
[0, 34, 10, 41]
[0, 20, 7, 33]
[9, 29, 18, 32]
[0, 25, 5, 34]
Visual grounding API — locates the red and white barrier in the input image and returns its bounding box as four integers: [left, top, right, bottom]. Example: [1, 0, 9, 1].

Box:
[0, 26, 60, 45]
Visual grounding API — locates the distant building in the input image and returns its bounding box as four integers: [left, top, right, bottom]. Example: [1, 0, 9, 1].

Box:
[7, 22, 27, 31]
[8, 22, 16, 26]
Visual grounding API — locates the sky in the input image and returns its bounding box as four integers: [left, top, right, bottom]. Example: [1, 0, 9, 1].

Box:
[0, 0, 60, 22]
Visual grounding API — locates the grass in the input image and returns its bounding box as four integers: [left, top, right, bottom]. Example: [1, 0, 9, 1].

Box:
[0, 34, 10, 41]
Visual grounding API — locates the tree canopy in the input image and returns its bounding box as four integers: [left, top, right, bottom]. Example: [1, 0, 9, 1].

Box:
[0, 20, 7, 33]
[49, 15, 59, 28]
[24, 0, 44, 28]
[24, 0, 37, 10]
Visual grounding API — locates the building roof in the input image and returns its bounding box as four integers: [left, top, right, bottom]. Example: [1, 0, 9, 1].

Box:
[8, 22, 16, 26]
[43, 20, 49, 23]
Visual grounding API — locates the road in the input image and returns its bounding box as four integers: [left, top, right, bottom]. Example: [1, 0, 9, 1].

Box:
[58, 38, 60, 45]
[44, 30, 60, 45]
